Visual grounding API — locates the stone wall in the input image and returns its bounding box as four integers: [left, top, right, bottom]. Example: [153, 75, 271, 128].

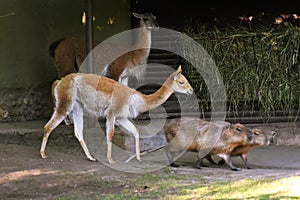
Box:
[0, 86, 53, 122]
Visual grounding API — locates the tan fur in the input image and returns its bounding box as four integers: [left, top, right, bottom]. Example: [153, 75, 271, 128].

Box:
[50, 13, 158, 83]
[40, 66, 193, 164]
[163, 117, 250, 171]
[227, 128, 270, 169]
[204, 127, 270, 169]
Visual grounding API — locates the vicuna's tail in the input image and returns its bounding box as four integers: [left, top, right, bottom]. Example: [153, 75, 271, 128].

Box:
[51, 79, 60, 103]
[48, 38, 65, 58]
[52, 74, 77, 115]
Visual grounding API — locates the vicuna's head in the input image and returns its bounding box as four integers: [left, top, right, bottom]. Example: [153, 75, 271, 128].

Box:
[168, 65, 193, 95]
[133, 12, 159, 30]
[249, 128, 270, 146]
[223, 123, 250, 145]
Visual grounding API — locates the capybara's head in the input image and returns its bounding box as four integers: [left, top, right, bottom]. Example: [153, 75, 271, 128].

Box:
[249, 128, 270, 146]
[223, 123, 250, 146]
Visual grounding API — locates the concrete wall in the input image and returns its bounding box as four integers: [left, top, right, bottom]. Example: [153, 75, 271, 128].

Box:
[0, 0, 131, 121]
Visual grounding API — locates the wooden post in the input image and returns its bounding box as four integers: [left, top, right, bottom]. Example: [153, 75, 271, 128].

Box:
[85, 0, 96, 128]
[85, 0, 94, 73]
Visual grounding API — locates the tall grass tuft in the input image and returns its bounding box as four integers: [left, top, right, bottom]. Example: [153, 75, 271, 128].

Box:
[182, 23, 300, 122]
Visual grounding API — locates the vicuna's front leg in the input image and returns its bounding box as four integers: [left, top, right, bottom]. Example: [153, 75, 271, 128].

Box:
[106, 117, 116, 164]
[40, 111, 66, 159]
[117, 118, 141, 162]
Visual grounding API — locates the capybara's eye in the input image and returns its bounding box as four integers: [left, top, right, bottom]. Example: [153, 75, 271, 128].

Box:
[236, 127, 242, 132]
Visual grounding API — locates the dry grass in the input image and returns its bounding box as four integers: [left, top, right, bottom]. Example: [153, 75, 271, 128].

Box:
[182, 23, 300, 122]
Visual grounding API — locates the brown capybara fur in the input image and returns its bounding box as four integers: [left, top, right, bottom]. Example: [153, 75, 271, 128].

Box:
[163, 117, 251, 171]
[211, 128, 271, 169]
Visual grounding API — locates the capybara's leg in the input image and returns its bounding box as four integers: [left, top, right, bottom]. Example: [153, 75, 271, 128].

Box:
[240, 153, 251, 169]
[218, 154, 241, 171]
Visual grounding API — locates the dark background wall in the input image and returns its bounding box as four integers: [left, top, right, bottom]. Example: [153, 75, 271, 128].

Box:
[0, 0, 131, 88]
[0, 0, 131, 121]
[131, 0, 300, 30]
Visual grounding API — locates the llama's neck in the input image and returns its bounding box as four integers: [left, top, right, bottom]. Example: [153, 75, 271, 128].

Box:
[134, 20, 152, 54]
[138, 77, 174, 113]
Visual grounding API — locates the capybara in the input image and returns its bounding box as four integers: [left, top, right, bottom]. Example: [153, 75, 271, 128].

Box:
[163, 117, 251, 171]
[206, 128, 271, 169]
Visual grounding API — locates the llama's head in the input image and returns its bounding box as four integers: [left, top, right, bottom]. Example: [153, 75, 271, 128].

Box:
[169, 65, 193, 95]
[132, 12, 159, 31]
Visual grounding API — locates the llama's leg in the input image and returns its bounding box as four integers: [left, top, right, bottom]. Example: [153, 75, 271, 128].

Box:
[117, 118, 141, 162]
[106, 116, 116, 164]
[40, 111, 65, 159]
[119, 76, 128, 86]
[72, 104, 96, 161]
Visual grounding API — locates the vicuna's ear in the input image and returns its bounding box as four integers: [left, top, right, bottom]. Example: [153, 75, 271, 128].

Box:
[177, 65, 182, 73]
[174, 65, 182, 80]
[132, 12, 142, 19]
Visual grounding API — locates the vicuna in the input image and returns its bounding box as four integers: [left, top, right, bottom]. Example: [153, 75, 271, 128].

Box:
[40, 66, 193, 164]
[49, 12, 158, 85]
[163, 117, 251, 171]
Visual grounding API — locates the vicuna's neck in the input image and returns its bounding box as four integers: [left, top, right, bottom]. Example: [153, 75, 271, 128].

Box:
[139, 76, 174, 113]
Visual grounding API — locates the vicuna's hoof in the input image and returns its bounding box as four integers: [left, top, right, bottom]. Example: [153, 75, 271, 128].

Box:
[87, 155, 97, 162]
[231, 167, 242, 171]
[40, 152, 47, 159]
[108, 159, 115, 164]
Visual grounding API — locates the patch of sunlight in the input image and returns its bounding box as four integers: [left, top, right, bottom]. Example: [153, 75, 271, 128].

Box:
[81, 12, 96, 25]
[165, 176, 300, 199]
[0, 169, 58, 184]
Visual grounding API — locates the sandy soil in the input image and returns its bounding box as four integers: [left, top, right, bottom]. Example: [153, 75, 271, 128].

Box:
[0, 122, 300, 199]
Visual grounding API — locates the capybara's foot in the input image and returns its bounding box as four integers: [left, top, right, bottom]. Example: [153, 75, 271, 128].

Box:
[217, 160, 225, 165]
[170, 162, 180, 167]
[193, 160, 205, 169]
[231, 167, 242, 171]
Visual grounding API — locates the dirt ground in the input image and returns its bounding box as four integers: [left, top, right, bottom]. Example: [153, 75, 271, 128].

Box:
[0, 120, 300, 199]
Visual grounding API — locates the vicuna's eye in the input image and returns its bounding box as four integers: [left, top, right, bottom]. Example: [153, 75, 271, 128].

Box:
[179, 81, 184, 85]
[254, 131, 259, 136]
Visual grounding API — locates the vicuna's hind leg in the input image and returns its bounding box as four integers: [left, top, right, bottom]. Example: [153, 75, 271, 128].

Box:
[40, 111, 66, 159]
[106, 116, 116, 164]
[72, 104, 96, 161]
